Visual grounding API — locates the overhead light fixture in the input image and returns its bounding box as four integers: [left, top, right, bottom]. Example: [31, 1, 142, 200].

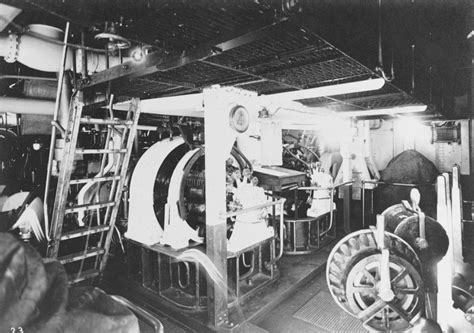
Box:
[260, 77, 385, 103]
[337, 104, 427, 117]
[131, 46, 144, 62]
[94, 21, 131, 50]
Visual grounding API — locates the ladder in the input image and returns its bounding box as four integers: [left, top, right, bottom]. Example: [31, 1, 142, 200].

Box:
[46, 92, 141, 284]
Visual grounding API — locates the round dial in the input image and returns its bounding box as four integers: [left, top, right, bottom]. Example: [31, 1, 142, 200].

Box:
[229, 105, 250, 133]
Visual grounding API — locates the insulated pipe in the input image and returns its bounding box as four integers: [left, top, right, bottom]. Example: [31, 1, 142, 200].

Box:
[0, 26, 126, 73]
[0, 96, 55, 115]
[23, 80, 57, 99]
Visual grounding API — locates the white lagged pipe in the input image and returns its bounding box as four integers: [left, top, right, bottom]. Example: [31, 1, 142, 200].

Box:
[0, 25, 126, 73]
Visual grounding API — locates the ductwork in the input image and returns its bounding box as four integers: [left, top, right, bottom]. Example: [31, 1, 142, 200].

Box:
[0, 24, 126, 73]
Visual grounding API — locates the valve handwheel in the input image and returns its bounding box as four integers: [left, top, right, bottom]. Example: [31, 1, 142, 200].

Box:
[327, 229, 424, 331]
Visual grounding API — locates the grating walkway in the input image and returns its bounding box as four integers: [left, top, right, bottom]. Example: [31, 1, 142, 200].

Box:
[293, 291, 365, 333]
[254, 267, 369, 333]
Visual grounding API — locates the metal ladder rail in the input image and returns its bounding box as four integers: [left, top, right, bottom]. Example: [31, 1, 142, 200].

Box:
[46, 94, 141, 283]
[67, 99, 140, 281]
[47, 92, 85, 258]
[98, 98, 141, 272]
[66, 100, 140, 282]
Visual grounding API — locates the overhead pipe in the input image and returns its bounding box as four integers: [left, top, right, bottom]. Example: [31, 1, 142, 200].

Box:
[0, 96, 55, 115]
[23, 79, 58, 99]
[0, 24, 126, 73]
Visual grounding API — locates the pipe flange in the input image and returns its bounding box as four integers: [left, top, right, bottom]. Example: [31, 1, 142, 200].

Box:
[4, 33, 20, 63]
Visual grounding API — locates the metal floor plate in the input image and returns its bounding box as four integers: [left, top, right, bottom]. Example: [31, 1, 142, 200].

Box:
[293, 291, 366, 333]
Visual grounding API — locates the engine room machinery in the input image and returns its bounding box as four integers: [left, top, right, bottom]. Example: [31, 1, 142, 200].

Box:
[120, 94, 288, 324]
[126, 135, 276, 251]
[327, 189, 449, 332]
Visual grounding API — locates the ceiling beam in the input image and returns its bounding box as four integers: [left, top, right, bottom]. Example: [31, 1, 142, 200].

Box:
[199, 60, 302, 90]
[79, 17, 289, 89]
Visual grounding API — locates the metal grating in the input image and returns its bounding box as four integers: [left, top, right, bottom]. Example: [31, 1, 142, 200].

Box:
[263, 57, 371, 88]
[293, 291, 365, 333]
[122, 2, 279, 52]
[115, 20, 377, 98]
[147, 61, 256, 88]
[208, 23, 327, 69]
[112, 78, 180, 98]
[9, 0, 429, 114]
[205, 22, 374, 90]
[299, 82, 424, 112]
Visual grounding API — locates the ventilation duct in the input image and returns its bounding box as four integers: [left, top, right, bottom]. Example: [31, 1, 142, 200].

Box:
[0, 24, 126, 73]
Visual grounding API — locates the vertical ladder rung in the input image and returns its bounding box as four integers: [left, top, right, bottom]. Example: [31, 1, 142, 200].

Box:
[65, 201, 115, 214]
[70, 175, 121, 185]
[68, 268, 100, 284]
[76, 148, 127, 154]
[60, 225, 110, 240]
[58, 247, 105, 264]
[80, 118, 133, 126]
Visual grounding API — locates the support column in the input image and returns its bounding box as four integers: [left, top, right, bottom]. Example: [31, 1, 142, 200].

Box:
[203, 86, 257, 329]
[341, 120, 352, 234]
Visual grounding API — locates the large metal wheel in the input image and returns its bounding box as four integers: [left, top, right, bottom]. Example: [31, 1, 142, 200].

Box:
[327, 229, 424, 331]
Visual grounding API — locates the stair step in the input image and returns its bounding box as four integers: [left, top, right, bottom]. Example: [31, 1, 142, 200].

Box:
[76, 148, 127, 154]
[70, 175, 121, 185]
[80, 117, 133, 126]
[65, 201, 115, 214]
[59, 247, 105, 264]
[61, 225, 110, 240]
[68, 268, 101, 284]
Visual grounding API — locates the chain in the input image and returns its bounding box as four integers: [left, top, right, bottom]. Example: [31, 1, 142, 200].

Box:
[5, 33, 20, 63]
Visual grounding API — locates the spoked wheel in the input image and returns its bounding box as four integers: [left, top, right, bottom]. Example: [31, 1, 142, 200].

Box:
[327, 230, 424, 331]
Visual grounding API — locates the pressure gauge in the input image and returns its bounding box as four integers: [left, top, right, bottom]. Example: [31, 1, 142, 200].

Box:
[229, 105, 250, 133]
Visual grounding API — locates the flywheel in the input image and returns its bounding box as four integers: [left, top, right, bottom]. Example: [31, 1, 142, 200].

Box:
[327, 229, 424, 331]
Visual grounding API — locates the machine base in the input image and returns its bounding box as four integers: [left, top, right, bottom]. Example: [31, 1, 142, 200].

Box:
[104, 238, 332, 332]
[283, 213, 336, 255]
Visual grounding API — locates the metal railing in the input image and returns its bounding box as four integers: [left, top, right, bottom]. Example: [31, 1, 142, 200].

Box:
[221, 198, 286, 264]
[297, 180, 354, 237]
[361, 179, 436, 228]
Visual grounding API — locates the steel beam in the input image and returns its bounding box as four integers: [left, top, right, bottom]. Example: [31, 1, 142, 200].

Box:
[200, 60, 302, 90]
[80, 18, 288, 89]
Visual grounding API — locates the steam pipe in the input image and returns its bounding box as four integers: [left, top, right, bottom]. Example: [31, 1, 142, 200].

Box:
[0, 26, 126, 73]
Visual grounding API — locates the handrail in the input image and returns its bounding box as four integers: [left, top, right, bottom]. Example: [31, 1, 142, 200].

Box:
[361, 179, 437, 228]
[221, 198, 286, 264]
[221, 198, 286, 219]
[298, 180, 354, 191]
[111, 295, 164, 333]
[362, 179, 436, 187]
[297, 181, 353, 237]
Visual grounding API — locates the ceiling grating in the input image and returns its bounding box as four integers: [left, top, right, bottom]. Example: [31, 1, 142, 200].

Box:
[5, 0, 428, 114]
